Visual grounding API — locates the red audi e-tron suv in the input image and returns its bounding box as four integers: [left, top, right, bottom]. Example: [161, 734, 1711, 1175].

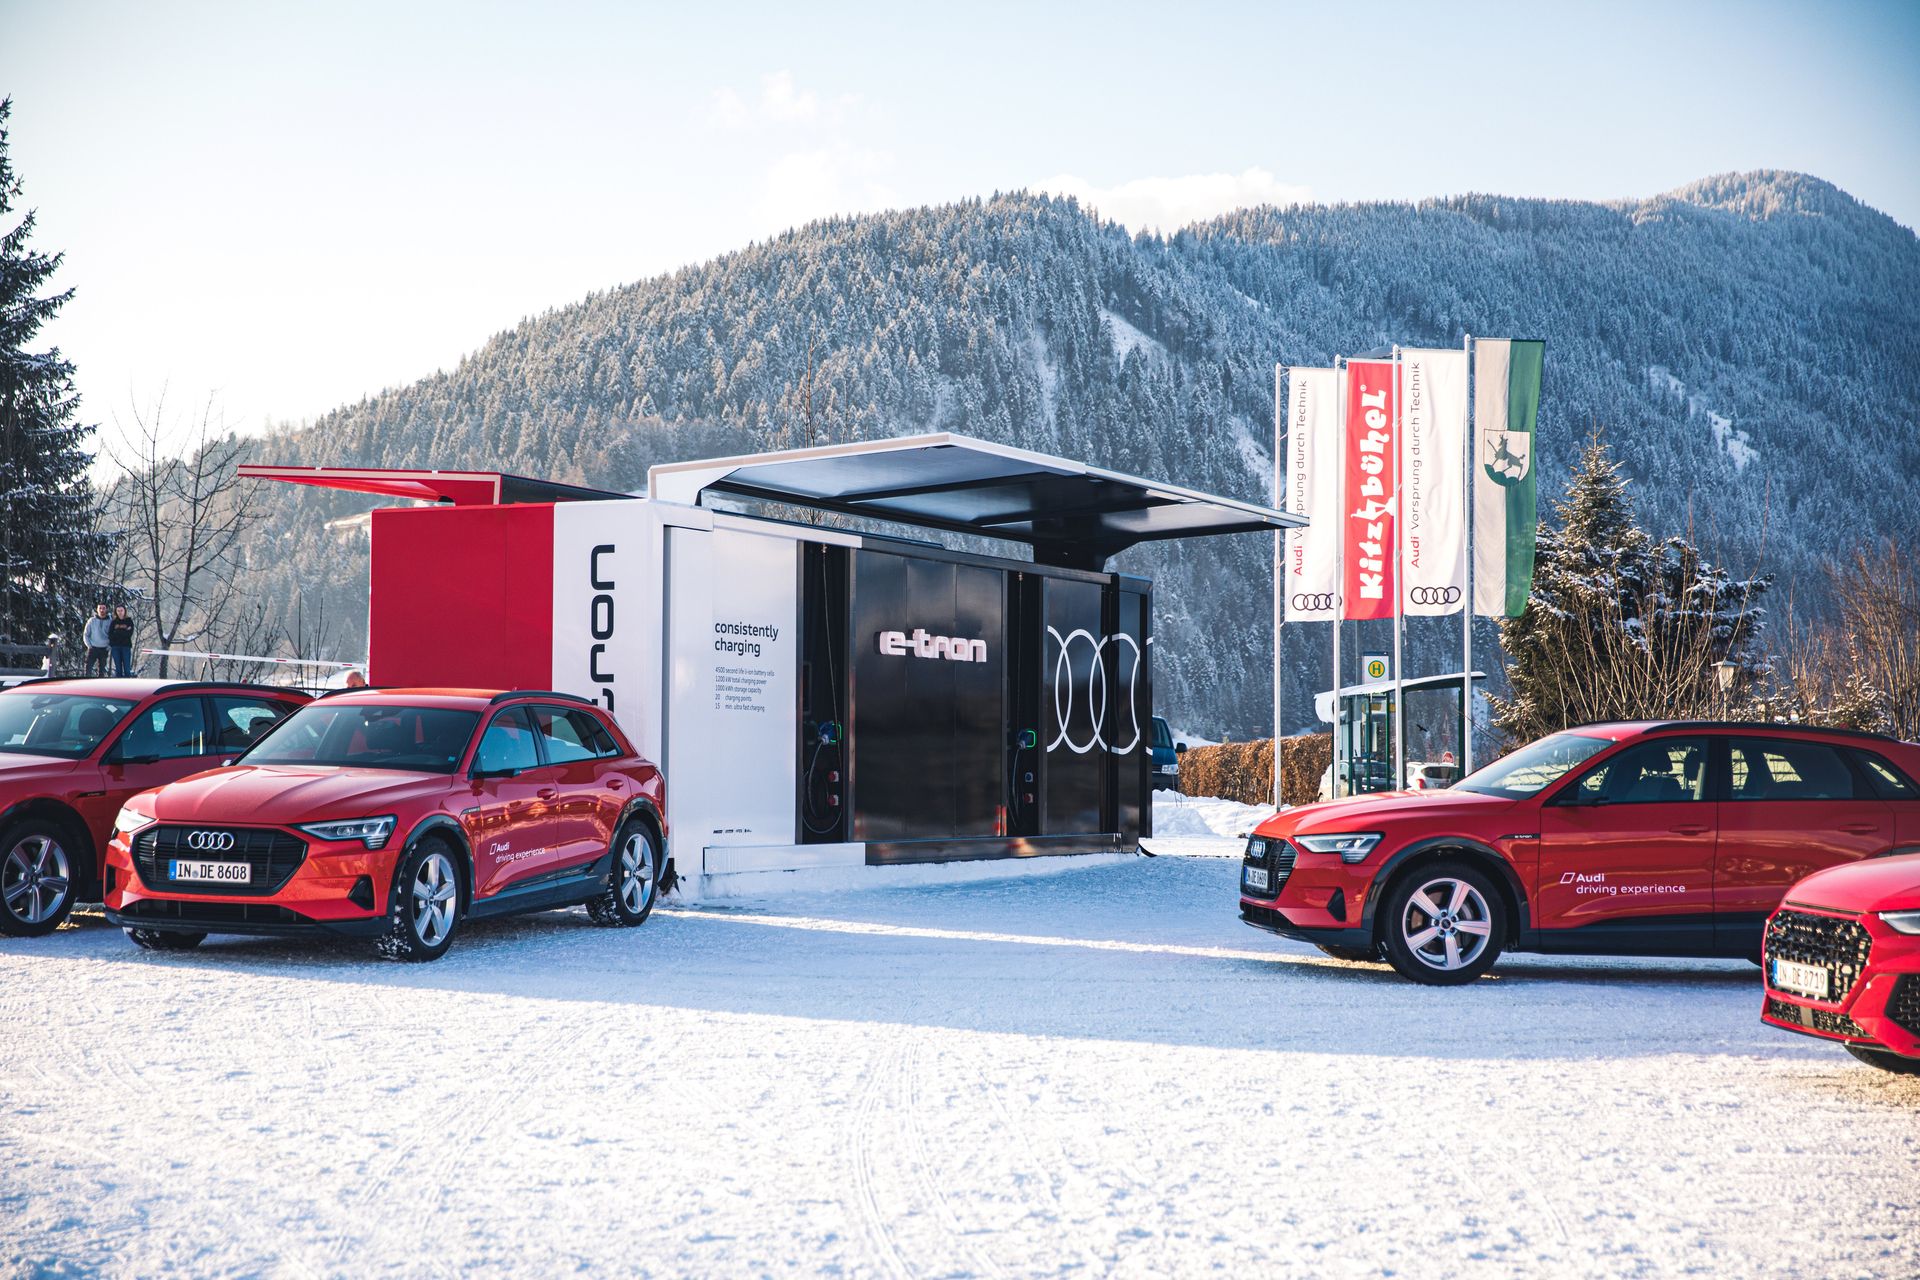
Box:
[1240, 722, 1920, 984]
[102, 688, 668, 960]
[0, 678, 310, 936]
[1760, 853, 1920, 1074]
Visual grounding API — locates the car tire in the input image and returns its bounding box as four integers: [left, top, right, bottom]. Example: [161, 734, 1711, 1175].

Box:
[1845, 1044, 1920, 1075]
[586, 821, 659, 928]
[1315, 942, 1380, 963]
[126, 928, 206, 951]
[0, 819, 80, 937]
[1378, 861, 1507, 986]
[376, 840, 462, 962]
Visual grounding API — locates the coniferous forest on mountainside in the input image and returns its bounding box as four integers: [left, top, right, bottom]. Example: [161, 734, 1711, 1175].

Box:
[236, 170, 1920, 738]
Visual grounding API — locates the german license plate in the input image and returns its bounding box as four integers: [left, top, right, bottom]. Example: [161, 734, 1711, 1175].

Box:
[1772, 958, 1829, 1000]
[1243, 866, 1270, 892]
[171, 859, 250, 884]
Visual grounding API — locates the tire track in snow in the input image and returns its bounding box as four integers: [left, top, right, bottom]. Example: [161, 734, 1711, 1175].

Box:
[901, 1033, 1005, 1280]
[846, 1030, 912, 1280]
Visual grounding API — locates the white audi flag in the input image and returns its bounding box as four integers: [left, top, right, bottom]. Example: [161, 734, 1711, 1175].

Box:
[1282, 367, 1341, 622]
[1398, 348, 1468, 616]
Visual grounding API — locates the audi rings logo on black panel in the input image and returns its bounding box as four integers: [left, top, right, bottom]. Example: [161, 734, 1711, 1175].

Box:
[1290, 592, 1337, 611]
[1407, 586, 1462, 606]
[186, 830, 236, 852]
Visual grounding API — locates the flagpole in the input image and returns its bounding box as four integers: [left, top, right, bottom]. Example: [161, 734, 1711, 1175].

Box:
[1273, 362, 1285, 808]
[1332, 356, 1346, 799]
[1391, 346, 1406, 792]
[1462, 332, 1475, 775]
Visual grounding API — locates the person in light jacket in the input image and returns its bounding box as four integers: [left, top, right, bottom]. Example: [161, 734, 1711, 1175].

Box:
[82, 604, 111, 678]
[107, 606, 135, 677]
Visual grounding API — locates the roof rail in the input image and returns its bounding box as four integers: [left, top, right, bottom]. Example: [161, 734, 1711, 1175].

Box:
[487, 689, 596, 707]
[1586, 719, 1905, 745]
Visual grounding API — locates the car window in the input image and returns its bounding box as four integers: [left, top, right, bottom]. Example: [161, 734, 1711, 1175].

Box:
[474, 707, 541, 774]
[1849, 749, 1920, 800]
[1569, 737, 1708, 804]
[0, 693, 136, 758]
[1728, 738, 1857, 802]
[240, 704, 479, 773]
[1151, 718, 1174, 750]
[528, 705, 599, 764]
[209, 696, 294, 752]
[116, 697, 213, 761]
[559, 707, 622, 760]
[1457, 733, 1611, 798]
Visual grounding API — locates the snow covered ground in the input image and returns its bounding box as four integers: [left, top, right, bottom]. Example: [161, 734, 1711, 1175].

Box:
[4, 849, 1919, 1279]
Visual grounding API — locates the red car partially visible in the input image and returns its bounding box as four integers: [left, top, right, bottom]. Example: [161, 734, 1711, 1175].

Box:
[1760, 853, 1920, 1075]
[0, 679, 309, 936]
[102, 688, 668, 960]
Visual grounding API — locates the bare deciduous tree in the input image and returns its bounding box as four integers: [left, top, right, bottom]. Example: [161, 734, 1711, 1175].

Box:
[100, 392, 259, 677]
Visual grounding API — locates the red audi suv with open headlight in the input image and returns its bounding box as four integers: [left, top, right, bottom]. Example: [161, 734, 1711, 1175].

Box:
[1240, 721, 1920, 984]
[102, 688, 667, 960]
[1760, 853, 1920, 1074]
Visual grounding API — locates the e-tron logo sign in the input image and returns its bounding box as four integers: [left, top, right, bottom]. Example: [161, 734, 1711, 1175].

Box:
[588, 543, 615, 712]
[186, 830, 235, 852]
[877, 629, 988, 663]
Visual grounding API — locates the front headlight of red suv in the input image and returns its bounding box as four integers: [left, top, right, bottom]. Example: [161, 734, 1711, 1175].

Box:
[1879, 910, 1920, 936]
[1295, 833, 1382, 863]
[297, 816, 396, 850]
[112, 803, 155, 836]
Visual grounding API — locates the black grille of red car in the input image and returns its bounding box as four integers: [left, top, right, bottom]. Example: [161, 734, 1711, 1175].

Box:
[1766, 996, 1870, 1040]
[1765, 910, 1872, 1002]
[131, 826, 308, 896]
[1888, 976, 1920, 1038]
[1242, 837, 1297, 899]
[118, 898, 306, 927]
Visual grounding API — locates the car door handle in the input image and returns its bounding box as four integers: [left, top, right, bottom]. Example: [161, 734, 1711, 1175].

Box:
[605, 778, 625, 791]
[537, 788, 558, 801]
[1841, 823, 1880, 835]
[1669, 823, 1710, 836]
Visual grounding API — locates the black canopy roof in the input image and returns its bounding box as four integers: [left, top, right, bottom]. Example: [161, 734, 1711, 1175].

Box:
[648, 433, 1300, 569]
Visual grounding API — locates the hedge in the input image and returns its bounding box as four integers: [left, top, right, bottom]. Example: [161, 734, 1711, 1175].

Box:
[1177, 733, 1332, 807]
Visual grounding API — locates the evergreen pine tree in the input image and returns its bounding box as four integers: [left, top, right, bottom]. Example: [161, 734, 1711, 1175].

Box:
[0, 97, 109, 652]
[1490, 430, 1770, 743]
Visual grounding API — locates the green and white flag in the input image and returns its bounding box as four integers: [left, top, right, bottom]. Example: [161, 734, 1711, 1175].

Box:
[1471, 338, 1545, 617]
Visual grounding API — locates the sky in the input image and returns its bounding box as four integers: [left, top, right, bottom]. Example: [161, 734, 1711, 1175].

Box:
[3, 0, 1917, 446]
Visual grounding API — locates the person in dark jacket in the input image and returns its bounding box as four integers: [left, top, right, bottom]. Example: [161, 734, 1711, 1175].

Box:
[108, 606, 135, 677]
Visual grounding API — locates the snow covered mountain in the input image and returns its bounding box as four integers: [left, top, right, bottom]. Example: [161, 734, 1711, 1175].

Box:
[244, 171, 1920, 736]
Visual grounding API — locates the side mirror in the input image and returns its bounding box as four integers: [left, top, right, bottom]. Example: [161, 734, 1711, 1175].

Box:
[1175, 743, 1188, 755]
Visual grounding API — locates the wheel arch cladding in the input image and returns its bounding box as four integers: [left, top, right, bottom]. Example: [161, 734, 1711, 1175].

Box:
[1364, 839, 1528, 942]
[620, 798, 673, 892]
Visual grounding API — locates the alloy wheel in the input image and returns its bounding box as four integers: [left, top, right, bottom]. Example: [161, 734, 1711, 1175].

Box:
[411, 850, 458, 946]
[619, 833, 655, 914]
[3, 835, 71, 926]
[1400, 875, 1494, 972]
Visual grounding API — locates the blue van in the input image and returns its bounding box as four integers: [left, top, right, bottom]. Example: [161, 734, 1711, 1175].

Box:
[1150, 716, 1185, 791]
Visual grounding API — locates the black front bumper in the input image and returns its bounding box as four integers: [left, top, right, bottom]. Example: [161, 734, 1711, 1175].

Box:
[1240, 901, 1375, 950]
[107, 898, 388, 939]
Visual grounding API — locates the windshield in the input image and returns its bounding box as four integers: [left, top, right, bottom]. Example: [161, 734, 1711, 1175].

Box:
[1455, 733, 1612, 798]
[238, 704, 480, 773]
[1151, 718, 1174, 750]
[0, 693, 136, 759]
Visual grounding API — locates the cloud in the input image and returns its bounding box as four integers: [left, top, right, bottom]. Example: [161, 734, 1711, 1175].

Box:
[1035, 168, 1312, 232]
[759, 143, 900, 232]
[711, 71, 858, 130]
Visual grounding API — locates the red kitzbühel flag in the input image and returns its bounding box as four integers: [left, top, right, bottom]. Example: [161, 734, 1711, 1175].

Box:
[1342, 358, 1397, 621]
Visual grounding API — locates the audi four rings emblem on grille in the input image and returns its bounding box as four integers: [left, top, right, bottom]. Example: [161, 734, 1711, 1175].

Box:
[1408, 586, 1462, 605]
[186, 830, 236, 852]
[1291, 592, 1337, 610]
